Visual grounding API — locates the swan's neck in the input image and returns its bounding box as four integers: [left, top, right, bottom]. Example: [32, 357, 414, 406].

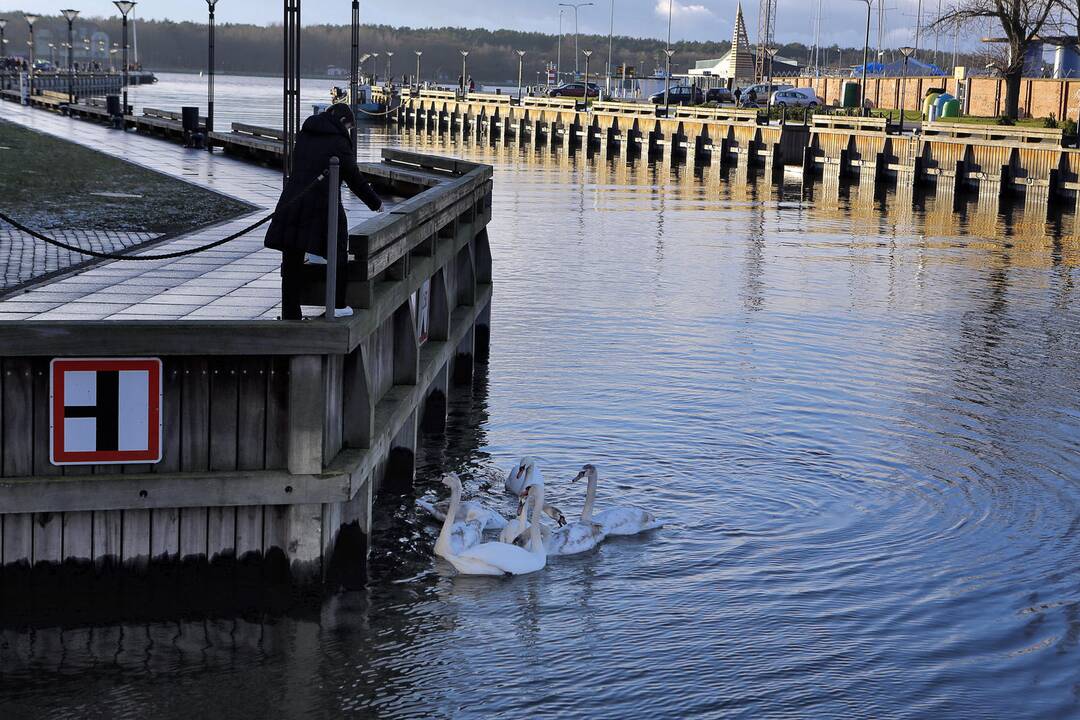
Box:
[581, 470, 597, 522]
[434, 481, 461, 555]
[528, 484, 545, 554]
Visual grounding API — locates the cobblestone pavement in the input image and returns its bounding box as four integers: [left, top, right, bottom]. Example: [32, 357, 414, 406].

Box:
[0, 222, 160, 294]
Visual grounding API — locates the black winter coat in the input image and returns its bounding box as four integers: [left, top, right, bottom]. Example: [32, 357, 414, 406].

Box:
[264, 112, 382, 256]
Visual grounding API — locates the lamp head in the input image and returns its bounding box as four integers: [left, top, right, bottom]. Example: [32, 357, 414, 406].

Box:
[207, 0, 219, 8]
[900, 46, 916, 58]
[582, 49, 592, 57]
[461, 50, 469, 58]
[415, 50, 422, 57]
[61, 9, 81, 22]
[25, 13, 39, 26]
[113, 2, 137, 18]
[0, 19, 7, 31]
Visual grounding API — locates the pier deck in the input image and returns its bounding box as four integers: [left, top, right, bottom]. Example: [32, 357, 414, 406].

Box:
[0, 103, 494, 593]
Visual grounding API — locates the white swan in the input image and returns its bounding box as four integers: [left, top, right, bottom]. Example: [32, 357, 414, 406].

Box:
[503, 480, 607, 556]
[505, 456, 544, 496]
[416, 494, 509, 532]
[576, 464, 663, 536]
[435, 473, 547, 576]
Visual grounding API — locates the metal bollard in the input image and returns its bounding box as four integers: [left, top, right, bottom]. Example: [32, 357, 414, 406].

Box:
[325, 157, 340, 319]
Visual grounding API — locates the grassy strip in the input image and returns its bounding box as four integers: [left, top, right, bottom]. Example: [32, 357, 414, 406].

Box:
[0, 119, 252, 232]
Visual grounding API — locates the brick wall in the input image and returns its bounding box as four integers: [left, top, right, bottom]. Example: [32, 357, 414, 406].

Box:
[788, 75, 1080, 120]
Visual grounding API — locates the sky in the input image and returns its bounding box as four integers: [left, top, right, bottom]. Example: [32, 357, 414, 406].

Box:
[6, 1, 949, 48]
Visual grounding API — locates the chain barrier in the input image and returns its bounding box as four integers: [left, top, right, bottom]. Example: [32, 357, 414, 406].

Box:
[0, 169, 329, 262]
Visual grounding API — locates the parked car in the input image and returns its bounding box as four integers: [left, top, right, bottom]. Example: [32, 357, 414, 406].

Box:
[738, 82, 794, 106]
[548, 82, 601, 98]
[770, 88, 820, 108]
[649, 85, 705, 105]
[706, 87, 735, 104]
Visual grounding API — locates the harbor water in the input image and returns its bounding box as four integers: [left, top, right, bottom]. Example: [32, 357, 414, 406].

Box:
[2, 73, 1079, 719]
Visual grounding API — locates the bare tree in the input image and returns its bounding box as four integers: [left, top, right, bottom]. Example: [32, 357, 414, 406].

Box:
[931, 0, 1057, 118]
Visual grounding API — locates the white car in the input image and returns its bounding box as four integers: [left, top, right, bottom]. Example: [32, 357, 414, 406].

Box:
[770, 88, 819, 108]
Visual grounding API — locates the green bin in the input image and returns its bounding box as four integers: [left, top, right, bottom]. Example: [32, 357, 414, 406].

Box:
[941, 98, 961, 119]
[842, 81, 861, 108]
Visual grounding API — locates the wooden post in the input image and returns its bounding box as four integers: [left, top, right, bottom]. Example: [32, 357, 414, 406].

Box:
[288, 355, 325, 475]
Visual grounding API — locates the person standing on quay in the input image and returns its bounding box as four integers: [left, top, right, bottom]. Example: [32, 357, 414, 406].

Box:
[264, 104, 383, 320]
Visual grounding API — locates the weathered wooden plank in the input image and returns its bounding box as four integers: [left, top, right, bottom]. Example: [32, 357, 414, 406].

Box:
[264, 357, 289, 470]
[235, 505, 263, 563]
[63, 511, 94, 563]
[343, 345, 374, 449]
[150, 507, 180, 563]
[92, 509, 122, 568]
[32, 512, 64, 565]
[262, 503, 288, 579]
[288, 355, 325, 475]
[237, 357, 268, 471]
[0, 467, 352, 513]
[122, 509, 151, 570]
[155, 360, 183, 474]
[32, 361, 61, 477]
[0, 322, 351, 358]
[320, 502, 341, 581]
[2, 514, 32, 567]
[393, 301, 419, 386]
[323, 354, 344, 466]
[209, 359, 240, 472]
[429, 268, 451, 342]
[207, 506, 236, 564]
[455, 242, 476, 307]
[2, 358, 33, 477]
[181, 358, 210, 472]
[287, 504, 323, 585]
[179, 507, 208, 562]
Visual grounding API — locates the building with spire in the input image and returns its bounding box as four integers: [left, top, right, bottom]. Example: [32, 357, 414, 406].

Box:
[687, 2, 799, 88]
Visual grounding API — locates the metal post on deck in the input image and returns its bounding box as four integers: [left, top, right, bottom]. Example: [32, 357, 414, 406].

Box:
[207, 0, 217, 138]
[283, 0, 301, 184]
[350, 0, 359, 154]
[62, 10, 79, 105]
[325, 158, 340, 319]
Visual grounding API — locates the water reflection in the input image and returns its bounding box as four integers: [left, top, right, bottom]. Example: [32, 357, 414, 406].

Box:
[3, 78, 1080, 718]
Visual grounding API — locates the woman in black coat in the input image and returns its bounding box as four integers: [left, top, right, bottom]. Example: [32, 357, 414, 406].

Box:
[264, 104, 383, 319]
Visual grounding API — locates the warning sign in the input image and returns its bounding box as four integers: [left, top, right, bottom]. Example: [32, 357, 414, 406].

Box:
[50, 358, 163, 466]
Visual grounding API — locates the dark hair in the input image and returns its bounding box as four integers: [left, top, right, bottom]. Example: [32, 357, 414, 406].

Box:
[325, 103, 355, 127]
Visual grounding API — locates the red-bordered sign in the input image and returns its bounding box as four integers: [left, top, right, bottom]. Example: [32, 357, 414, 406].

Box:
[50, 358, 163, 466]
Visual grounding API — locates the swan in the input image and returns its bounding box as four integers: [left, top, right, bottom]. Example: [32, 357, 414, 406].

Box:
[416, 493, 509, 532]
[503, 483, 607, 556]
[435, 473, 547, 576]
[576, 464, 663, 536]
[504, 456, 544, 496]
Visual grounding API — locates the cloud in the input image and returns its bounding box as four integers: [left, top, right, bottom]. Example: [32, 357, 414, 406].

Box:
[654, 0, 714, 19]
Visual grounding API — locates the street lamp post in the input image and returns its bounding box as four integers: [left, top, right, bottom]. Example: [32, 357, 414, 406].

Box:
[663, 48, 674, 113]
[114, 2, 136, 121]
[854, 0, 870, 115]
[62, 10, 79, 105]
[663, 0, 673, 110]
[0, 20, 7, 92]
[516, 50, 526, 101]
[606, 0, 614, 94]
[25, 13, 38, 100]
[582, 49, 592, 107]
[385, 51, 393, 86]
[765, 46, 778, 116]
[350, 0, 359, 150]
[206, 1, 217, 136]
[460, 50, 469, 95]
[49, 43, 56, 69]
[414, 50, 422, 91]
[557, 8, 563, 84]
[898, 46, 915, 133]
[558, 2, 593, 77]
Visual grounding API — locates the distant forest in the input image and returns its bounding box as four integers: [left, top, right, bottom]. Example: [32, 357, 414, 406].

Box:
[9, 15, 984, 83]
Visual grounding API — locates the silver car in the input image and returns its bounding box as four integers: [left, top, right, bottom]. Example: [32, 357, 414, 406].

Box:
[770, 88, 820, 108]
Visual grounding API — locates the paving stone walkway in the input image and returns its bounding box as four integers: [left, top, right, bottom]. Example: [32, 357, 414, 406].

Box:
[0, 102, 381, 322]
[0, 222, 160, 294]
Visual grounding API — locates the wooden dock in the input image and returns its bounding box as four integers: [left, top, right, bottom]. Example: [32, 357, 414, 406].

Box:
[0, 144, 493, 592]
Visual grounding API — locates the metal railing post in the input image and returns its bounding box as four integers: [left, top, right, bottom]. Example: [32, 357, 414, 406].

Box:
[325, 157, 341, 319]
